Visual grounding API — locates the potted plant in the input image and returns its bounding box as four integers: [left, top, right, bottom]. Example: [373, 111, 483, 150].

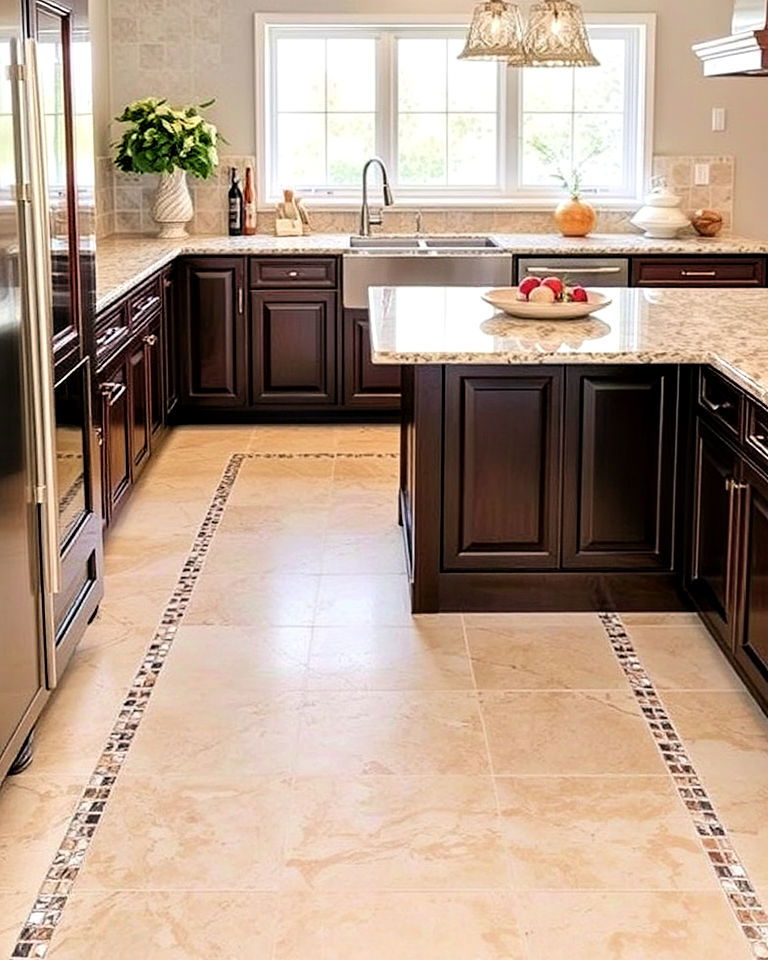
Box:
[529, 136, 606, 237]
[114, 98, 221, 239]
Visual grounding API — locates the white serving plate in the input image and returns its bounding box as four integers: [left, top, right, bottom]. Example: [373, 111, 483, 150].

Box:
[482, 287, 612, 320]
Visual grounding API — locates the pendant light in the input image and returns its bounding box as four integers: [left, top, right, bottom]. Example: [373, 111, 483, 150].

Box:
[523, 0, 599, 67]
[458, 0, 528, 64]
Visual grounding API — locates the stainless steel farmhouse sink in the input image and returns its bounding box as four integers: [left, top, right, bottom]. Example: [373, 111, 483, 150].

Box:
[343, 236, 512, 308]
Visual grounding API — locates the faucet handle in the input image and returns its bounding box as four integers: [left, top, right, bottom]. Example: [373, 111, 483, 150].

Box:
[368, 208, 384, 227]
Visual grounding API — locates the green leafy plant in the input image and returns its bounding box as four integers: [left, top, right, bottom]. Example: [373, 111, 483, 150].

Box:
[528, 135, 608, 199]
[113, 98, 221, 179]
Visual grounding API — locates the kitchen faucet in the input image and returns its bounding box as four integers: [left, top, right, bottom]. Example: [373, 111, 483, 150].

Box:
[359, 157, 393, 236]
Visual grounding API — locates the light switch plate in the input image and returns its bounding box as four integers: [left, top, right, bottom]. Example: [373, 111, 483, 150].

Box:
[694, 163, 710, 186]
[712, 107, 727, 131]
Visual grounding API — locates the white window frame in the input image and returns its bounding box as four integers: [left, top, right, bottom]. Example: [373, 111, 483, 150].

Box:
[254, 12, 655, 210]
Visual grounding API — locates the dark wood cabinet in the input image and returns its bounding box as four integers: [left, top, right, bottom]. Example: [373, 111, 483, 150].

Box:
[162, 268, 178, 417]
[250, 290, 337, 404]
[563, 366, 678, 570]
[178, 257, 247, 407]
[734, 460, 768, 697]
[687, 419, 741, 649]
[442, 367, 563, 570]
[99, 353, 131, 521]
[143, 317, 164, 441]
[343, 309, 401, 409]
[632, 257, 766, 287]
[128, 338, 150, 478]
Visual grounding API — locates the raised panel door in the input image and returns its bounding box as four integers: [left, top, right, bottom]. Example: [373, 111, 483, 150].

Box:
[442, 367, 563, 570]
[563, 366, 678, 570]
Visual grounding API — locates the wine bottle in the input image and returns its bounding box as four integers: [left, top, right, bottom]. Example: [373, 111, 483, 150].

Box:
[228, 167, 243, 236]
[243, 166, 256, 236]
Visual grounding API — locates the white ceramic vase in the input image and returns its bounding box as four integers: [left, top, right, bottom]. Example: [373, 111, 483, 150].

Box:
[153, 168, 193, 239]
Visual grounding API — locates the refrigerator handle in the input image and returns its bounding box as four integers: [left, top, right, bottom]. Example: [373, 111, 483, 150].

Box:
[22, 38, 62, 605]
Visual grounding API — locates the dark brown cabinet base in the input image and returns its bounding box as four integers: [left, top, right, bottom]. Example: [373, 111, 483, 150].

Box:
[401, 363, 688, 614]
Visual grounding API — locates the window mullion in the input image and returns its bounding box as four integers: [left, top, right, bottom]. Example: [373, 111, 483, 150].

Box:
[378, 32, 394, 175]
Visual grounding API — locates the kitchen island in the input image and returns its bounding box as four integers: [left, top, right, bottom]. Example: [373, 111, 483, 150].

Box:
[369, 286, 768, 624]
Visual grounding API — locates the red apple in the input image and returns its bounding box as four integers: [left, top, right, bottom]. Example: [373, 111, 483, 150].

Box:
[571, 286, 589, 303]
[518, 277, 541, 299]
[541, 277, 564, 299]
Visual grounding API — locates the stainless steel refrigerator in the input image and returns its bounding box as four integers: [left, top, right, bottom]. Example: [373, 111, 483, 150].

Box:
[0, 0, 103, 780]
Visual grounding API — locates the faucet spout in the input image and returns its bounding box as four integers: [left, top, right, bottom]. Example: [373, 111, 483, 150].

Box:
[360, 157, 394, 236]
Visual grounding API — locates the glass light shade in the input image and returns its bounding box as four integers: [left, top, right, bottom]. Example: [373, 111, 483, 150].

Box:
[458, 1, 528, 64]
[523, 0, 600, 67]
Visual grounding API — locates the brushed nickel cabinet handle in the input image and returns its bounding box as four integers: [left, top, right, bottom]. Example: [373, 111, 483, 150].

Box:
[100, 381, 126, 405]
[702, 395, 734, 413]
[682, 270, 717, 277]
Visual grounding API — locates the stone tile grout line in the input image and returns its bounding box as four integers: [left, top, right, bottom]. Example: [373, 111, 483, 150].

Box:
[599, 611, 768, 958]
[9, 450, 396, 959]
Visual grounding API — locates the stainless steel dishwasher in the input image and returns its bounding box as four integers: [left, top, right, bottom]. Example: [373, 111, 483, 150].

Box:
[516, 256, 630, 287]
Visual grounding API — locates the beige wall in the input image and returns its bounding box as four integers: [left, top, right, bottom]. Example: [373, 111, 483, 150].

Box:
[98, 0, 768, 237]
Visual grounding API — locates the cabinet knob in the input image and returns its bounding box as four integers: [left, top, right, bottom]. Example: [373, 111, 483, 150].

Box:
[288, 270, 299, 277]
[143, 333, 158, 346]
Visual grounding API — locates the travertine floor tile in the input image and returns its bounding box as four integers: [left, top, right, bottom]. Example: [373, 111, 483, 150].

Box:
[273, 892, 525, 960]
[283, 776, 508, 891]
[296, 692, 490, 775]
[0, 892, 35, 956]
[333, 425, 399, 453]
[202, 532, 326, 575]
[121, 691, 303, 777]
[661, 690, 768, 781]
[314, 575, 412, 626]
[185, 573, 320, 626]
[217, 504, 328, 538]
[480, 691, 665, 775]
[0, 777, 81, 888]
[518, 891, 752, 959]
[307, 620, 471, 691]
[77, 776, 289, 891]
[627, 623, 744, 690]
[46, 891, 279, 959]
[320, 531, 406, 574]
[496, 776, 716, 891]
[162, 625, 310, 693]
[464, 614, 627, 690]
[248, 426, 338, 453]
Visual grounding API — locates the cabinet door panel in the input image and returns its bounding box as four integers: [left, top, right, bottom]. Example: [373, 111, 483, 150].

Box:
[563, 366, 678, 570]
[735, 462, 768, 697]
[443, 367, 563, 570]
[99, 357, 131, 521]
[343, 309, 401, 409]
[129, 342, 149, 477]
[251, 291, 336, 404]
[179, 258, 246, 407]
[687, 419, 740, 649]
[162, 269, 178, 416]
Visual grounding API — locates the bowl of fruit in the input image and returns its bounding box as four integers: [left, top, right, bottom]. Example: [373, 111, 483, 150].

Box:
[482, 277, 611, 320]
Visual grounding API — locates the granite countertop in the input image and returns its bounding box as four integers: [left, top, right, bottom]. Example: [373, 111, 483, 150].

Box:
[367, 285, 768, 406]
[95, 232, 768, 313]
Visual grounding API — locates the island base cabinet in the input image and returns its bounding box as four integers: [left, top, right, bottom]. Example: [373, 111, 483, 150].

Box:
[442, 367, 562, 570]
[563, 366, 678, 571]
[734, 460, 768, 700]
[686, 419, 741, 650]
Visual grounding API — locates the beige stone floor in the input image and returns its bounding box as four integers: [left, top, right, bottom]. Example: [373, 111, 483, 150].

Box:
[1, 424, 767, 958]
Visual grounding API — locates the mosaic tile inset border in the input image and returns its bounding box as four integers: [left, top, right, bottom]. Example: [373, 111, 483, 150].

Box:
[599, 612, 768, 959]
[11, 451, 396, 958]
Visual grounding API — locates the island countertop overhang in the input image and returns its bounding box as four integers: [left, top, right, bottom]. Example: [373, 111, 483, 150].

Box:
[367, 284, 768, 406]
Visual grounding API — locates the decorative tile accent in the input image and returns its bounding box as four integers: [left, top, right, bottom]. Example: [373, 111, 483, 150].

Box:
[10, 451, 396, 958]
[599, 612, 768, 958]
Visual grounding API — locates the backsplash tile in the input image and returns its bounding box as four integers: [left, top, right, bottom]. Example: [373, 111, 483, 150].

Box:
[96, 154, 734, 239]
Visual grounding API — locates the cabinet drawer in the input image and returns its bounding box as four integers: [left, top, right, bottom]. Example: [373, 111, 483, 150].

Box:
[632, 257, 765, 287]
[699, 367, 743, 436]
[249, 257, 337, 288]
[746, 400, 768, 470]
[128, 274, 163, 327]
[95, 303, 130, 365]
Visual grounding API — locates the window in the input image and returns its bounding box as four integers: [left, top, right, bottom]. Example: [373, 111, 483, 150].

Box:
[258, 16, 653, 205]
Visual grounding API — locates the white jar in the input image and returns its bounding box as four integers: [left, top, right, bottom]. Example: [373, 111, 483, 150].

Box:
[631, 180, 690, 239]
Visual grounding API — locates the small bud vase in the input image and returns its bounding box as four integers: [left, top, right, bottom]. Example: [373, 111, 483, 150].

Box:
[553, 197, 597, 238]
[153, 168, 193, 239]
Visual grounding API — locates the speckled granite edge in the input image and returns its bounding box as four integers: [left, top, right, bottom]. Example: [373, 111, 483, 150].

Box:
[95, 232, 768, 313]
